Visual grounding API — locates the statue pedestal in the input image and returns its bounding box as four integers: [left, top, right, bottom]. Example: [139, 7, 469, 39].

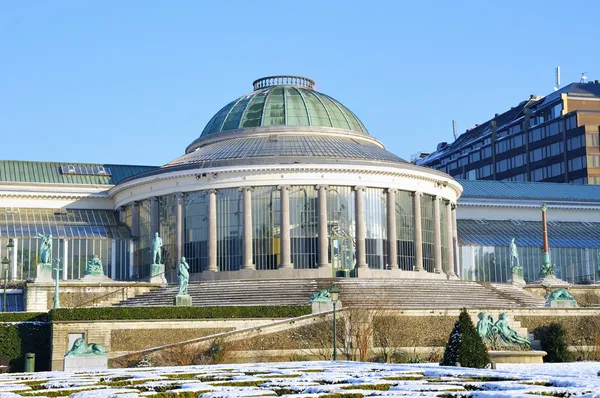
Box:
[81, 274, 113, 283]
[547, 299, 577, 308]
[63, 355, 107, 371]
[311, 300, 341, 314]
[174, 294, 192, 306]
[539, 275, 570, 288]
[509, 267, 526, 286]
[149, 264, 167, 284]
[34, 263, 53, 283]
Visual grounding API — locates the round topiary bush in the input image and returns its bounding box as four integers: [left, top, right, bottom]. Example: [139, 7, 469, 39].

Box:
[441, 308, 490, 368]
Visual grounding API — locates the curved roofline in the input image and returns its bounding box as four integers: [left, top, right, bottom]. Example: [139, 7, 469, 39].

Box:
[186, 125, 384, 154]
[113, 156, 459, 191]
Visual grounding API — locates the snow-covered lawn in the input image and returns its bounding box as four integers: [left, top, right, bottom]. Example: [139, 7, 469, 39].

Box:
[0, 361, 599, 397]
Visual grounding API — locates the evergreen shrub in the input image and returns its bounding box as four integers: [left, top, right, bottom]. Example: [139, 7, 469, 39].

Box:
[441, 308, 489, 368]
[538, 322, 572, 362]
[49, 305, 311, 321]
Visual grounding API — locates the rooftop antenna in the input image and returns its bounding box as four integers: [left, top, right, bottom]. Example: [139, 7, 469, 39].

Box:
[581, 72, 588, 83]
[452, 119, 457, 140]
[554, 66, 560, 91]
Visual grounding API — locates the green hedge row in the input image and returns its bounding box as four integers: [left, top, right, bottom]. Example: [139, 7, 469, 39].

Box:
[0, 312, 48, 323]
[49, 305, 312, 321]
[0, 323, 51, 372]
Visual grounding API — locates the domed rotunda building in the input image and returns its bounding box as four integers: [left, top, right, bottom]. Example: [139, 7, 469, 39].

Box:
[110, 76, 462, 281]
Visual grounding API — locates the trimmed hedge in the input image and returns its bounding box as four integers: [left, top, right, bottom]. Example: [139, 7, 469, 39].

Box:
[0, 322, 51, 372]
[49, 305, 312, 321]
[0, 312, 48, 323]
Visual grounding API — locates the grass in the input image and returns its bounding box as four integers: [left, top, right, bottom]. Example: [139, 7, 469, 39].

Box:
[210, 380, 265, 387]
[341, 384, 392, 391]
[382, 375, 423, 381]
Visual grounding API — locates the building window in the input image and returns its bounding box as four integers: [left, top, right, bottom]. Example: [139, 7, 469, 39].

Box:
[184, 191, 208, 273]
[158, 194, 177, 270]
[290, 186, 319, 269]
[365, 188, 388, 269]
[421, 194, 436, 273]
[566, 115, 577, 130]
[252, 186, 280, 271]
[395, 190, 415, 271]
[587, 154, 600, 168]
[216, 188, 243, 272]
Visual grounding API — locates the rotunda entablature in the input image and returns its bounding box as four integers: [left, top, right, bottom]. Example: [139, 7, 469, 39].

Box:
[110, 162, 462, 209]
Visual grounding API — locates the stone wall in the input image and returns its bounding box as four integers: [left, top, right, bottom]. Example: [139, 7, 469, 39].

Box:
[50, 307, 600, 370]
[25, 282, 160, 312]
[50, 318, 279, 371]
[524, 285, 600, 307]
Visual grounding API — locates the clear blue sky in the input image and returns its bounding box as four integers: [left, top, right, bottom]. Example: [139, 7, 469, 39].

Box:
[1, 1, 598, 166]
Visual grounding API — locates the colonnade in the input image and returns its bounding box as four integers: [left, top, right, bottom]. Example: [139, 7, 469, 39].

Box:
[126, 185, 459, 277]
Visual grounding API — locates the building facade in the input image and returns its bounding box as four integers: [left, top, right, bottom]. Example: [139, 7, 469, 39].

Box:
[417, 82, 600, 184]
[0, 76, 463, 289]
[458, 179, 600, 284]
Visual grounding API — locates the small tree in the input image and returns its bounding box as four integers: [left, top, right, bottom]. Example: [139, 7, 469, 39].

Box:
[539, 323, 572, 363]
[441, 308, 489, 368]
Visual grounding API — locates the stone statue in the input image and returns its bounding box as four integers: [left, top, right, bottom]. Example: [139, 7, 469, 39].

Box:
[310, 290, 331, 303]
[85, 255, 104, 276]
[37, 233, 52, 265]
[509, 238, 520, 268]
[540, 262, 556, 278]
[64, 338, 108, 357]
[151, 232, 163, 264]
[545, 288, 575, 302]
[494, 313, 531, 348]
[476, 312, 494, 343]
[177, 256, 190, 295]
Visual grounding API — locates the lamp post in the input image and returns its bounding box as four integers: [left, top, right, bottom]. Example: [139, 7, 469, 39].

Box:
[1, 256, 9, 313]
[329, 284, 341, 361]
[53, 258, 63, 309]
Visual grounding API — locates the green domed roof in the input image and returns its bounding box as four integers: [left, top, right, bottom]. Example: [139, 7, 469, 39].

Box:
[199, 76, 369, 137]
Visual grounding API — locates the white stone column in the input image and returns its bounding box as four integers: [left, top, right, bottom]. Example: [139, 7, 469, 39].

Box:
[452, 203, 460, 278]
[111, 239, 117, 279]
[62, 239, 69, 280]
[278, 185, 292, 268]
[11, 238, 18, 281]
[413, 192, 424, 272]
[175, 192, 184, 264]
[317, 185, 330, 269]
[206, 189, 218, 272]
[387, 189, 397, 270]
[445, 201, 456, 277]
[433, 196, 443, 274]
[128, 240, 135, 279]
[242, 187, 254, 270]
[355, 186, 368, 269]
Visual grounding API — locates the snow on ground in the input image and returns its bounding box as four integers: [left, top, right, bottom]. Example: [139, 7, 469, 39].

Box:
[0, 361, 599, 397]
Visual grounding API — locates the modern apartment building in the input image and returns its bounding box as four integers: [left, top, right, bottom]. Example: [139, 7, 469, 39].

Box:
[417, 82, 600, 184]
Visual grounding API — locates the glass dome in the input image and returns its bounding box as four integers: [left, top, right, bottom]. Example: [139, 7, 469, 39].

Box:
[196, 76, 369, 139]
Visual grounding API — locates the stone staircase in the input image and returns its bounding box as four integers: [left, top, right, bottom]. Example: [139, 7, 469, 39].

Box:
[488, 283, 547, 307]
[117, 278, 547, 308]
